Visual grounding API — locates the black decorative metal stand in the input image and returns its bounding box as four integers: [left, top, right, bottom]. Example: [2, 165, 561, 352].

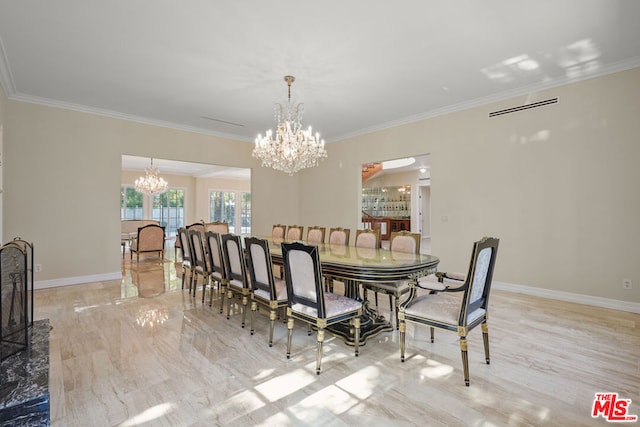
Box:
[1, 238, 34, 361]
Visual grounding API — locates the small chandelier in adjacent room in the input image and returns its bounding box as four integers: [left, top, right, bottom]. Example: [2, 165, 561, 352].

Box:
[253, 75, 327, 175]
[134, 158, 168, 195]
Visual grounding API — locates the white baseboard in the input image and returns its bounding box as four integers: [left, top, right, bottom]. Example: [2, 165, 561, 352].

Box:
[34, 271, 122, 290]
[493, 281, 640, 314]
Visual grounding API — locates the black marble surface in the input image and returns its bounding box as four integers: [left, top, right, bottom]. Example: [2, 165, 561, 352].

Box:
[0, 319, 50, 426]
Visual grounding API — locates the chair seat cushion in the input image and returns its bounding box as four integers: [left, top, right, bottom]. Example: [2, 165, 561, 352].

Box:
[211, 271, 223, 282]
[292, 292, 361, 319]
[254, 278, 288, 302]
[229, 278, 245, 290]
[405, 291, 486, 326]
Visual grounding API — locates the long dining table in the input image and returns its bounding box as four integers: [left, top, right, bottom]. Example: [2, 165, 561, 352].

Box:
[263, 236, 440, 345]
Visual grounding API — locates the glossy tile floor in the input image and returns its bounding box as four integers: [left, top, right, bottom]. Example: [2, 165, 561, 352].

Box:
[34, 245, 639, 426]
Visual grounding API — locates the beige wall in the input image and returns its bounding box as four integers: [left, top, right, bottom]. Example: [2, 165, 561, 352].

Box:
[2, 67, 639, 305]
[300, 67, 640, 303]
[2, 99, 296, 282]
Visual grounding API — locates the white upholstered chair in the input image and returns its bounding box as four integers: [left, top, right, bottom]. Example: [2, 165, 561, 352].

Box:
[399, 237, 499, 386]
[282, 242, 362, 375]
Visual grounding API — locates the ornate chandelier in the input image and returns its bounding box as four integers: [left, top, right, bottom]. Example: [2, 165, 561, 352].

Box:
[134, 158, 168, 195]
[253, 75, 327, 175]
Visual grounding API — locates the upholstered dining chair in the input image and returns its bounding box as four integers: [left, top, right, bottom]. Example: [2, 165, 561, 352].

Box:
[328, 227, 350, 246]
[399, 237, 499, 386]
[324, 227, 351, 292]
[362, 231, 420, 328]
[221, 234, 250, 327]
[175, 221, 204, 260]
[177, 227, 194, 292]
[245, 237, 288, 346]
[286, 225, 304, 241]
[204, 231, 227, 312]
[355, 228, 381, 249]
[281, 242, 362, 375]
[305, 226, 326, 245]
[130, 224, 165, 262]
[189, 228, 211, 303]
[204, 221, 229, 235]
[272, 224, 287, 240]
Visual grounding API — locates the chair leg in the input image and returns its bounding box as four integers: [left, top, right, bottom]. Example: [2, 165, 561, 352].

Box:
[286, 316, 294, 359]
[269, 309, 276, 347]
[241, 294, 249, 328]
[430, 327, 435, 343]
[192, 274, 198, 298]
[353, 317, 360, 357]
[181, 267, 186, 290]
[250, 300, 257, 335]
[316, 328, 325, 375]
[219, 283, 226, 314]
[400, 319, 406, 362]
[393, 295, 399, 330]
[482, 322, 490, 364]
[460, 336, 470, 387]
[226, 289, 233, 319]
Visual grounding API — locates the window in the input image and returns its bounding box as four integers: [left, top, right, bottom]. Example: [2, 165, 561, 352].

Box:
[209, 190, 251, 234]
[121, 186, 143, 219]
[152, 188, 185, 238]
[240, 192, 251, 234]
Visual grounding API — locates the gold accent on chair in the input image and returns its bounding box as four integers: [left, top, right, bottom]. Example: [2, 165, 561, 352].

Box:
[306, 226, 326, 245]
[282, 242, 362, 375]
[399, 237, 499, 386]
[245, 237, 289, 346]
[130, 224, 165, 262]
[286, 225, 304, 241]
[221, 234, 250, 327]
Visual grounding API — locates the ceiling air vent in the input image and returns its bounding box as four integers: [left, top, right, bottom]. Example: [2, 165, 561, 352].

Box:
[489, 97, 558, 118]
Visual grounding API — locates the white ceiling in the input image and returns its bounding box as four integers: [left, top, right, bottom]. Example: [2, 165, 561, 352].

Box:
[1, 1, 640, 145]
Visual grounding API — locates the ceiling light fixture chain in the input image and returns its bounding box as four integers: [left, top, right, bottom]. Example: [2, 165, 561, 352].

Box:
[134, 157, 169, 195]
[253, 75, 327, 175]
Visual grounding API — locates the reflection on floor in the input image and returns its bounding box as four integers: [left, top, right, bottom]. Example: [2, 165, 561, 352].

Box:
[34, 245, 639, 426]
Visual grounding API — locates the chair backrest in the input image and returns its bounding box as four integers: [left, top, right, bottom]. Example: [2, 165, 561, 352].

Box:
[390, 231, 420, 254]
[459, 237, 500, 325]
[286, 225, 304, 241]
[328, 227, 350, 246]
[245, 237, 277, 299]
[205, 221, 229, 235]
[136, 224, 165, 251]
[222, 234, 248, 288]
[189, 229, 207, 271]
[176, 221, 205, 249]
[272, 224, 286, 239]
[355, 228, 380, 249]
[282, 242, 326, 318]
[306, 226, 326, 245]
[177, 227, 192, 263]
[204, 231, 226, 279]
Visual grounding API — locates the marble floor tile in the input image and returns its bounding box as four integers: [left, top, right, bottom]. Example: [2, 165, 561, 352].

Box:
[33, 253, 639, 426]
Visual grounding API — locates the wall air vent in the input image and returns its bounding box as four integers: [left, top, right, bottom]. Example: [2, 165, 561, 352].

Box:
[489, 97, 558, 118]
